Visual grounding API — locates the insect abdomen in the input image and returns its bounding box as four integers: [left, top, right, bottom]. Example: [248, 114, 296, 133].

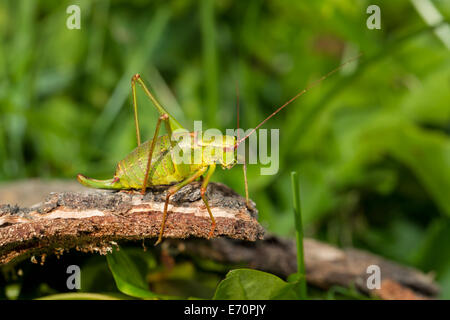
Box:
[115, 135, 183, 188]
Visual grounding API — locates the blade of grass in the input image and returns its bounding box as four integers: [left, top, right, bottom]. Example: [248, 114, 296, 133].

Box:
[85, 0, 110, 75]
[146, 64, 185, 124]
[411, 0, 450, 49]
[6, 0, 37, 178]
[283, 20, 450, 163]
[92, 7, 170, 142]
[200, 0, 218, 128]
[290, 171, 307, 299]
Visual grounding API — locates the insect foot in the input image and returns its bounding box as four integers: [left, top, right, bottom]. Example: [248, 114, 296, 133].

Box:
[245, 201, 257, 212]
[200, 186, 216, 239]
[207, 222, 216, 239]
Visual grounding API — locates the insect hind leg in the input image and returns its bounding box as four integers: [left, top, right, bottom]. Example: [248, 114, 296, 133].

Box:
[141, 113, 170, 194]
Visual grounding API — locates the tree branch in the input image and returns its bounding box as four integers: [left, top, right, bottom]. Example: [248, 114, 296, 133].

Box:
[170, 237, 439, 299]
[0, 179, 439, 299]
[0, 182, 264, 265]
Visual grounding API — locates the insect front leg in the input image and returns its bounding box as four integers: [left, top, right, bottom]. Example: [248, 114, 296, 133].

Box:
[243, 156, 250, 207]
[242, 164, 256, 211]
[237, 152, 252, 209]
[155, 166, 209, 246]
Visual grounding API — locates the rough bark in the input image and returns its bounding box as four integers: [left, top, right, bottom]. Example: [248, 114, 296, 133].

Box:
[0, 179, 439, 299]
[0, 182, 263, 266]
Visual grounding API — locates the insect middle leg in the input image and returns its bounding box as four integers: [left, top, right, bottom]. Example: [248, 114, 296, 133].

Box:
[155, 166, 209, 246]
[200, 163, 216, 238]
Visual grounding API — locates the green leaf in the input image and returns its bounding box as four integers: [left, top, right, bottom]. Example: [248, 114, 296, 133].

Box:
[106, 247, 158, 299]
[386, 123, 450, 217]
[37, 293, 123, 300]
[363, 120, 450, 217]
[213, 269, 301, 300]
[400, 64, 450, 126]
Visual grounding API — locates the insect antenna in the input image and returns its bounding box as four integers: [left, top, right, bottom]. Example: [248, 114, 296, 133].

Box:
[235, 53, 362, 147]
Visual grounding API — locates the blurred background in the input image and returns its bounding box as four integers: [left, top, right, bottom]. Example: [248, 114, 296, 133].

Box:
[0, 0, 449, 298]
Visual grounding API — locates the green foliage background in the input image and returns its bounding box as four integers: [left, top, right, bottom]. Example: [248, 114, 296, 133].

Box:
[0, 0, 449, 299]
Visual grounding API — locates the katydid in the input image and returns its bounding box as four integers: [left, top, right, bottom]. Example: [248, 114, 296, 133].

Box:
[77, 55, 360, 245]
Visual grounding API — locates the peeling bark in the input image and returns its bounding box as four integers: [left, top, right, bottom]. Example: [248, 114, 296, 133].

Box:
[0, 179, 439, 299]
[0, 182, 264, 265]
